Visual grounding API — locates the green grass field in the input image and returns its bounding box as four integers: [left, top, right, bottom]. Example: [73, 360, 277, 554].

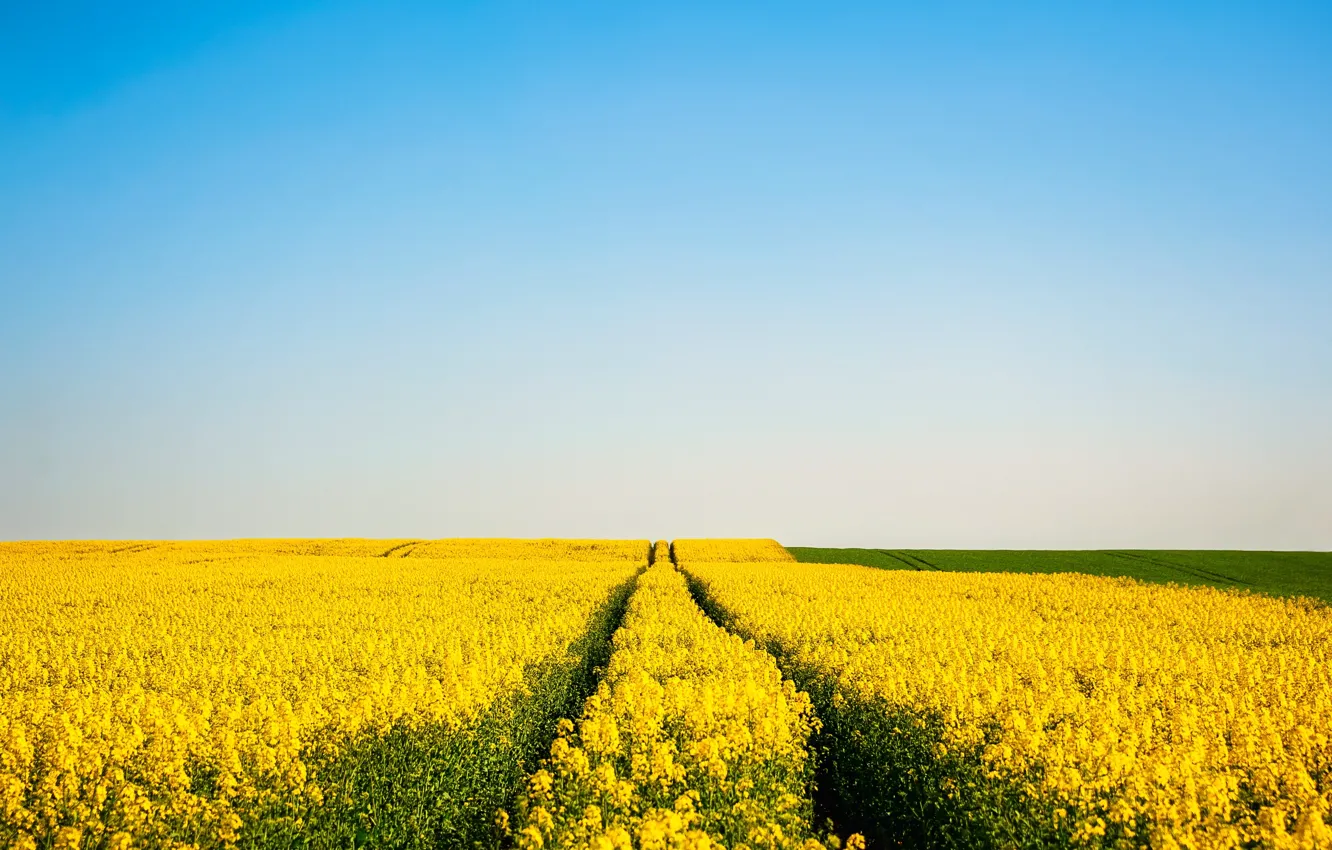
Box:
[785, 547, 1332, 604]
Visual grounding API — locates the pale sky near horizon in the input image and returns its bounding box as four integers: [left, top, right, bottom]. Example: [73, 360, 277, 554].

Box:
[2, 2, 1330, 548]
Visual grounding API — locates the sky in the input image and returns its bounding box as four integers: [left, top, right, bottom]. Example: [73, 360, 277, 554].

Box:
[2, 1, 1329, 547]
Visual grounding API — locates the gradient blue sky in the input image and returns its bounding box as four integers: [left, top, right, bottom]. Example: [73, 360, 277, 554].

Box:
[2, 2, 1329, 547]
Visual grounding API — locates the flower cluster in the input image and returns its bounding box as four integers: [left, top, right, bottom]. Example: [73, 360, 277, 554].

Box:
[682, 550, 1332, 850]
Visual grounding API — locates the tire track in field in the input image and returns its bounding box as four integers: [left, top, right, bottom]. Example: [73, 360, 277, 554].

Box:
[899, 550, 938, 568]
[674, 546, 857, 846]
[499, 556, 647, 844]
[1105, 550, 1253, 588]
[871, 550, 927, 570]
[879, 550, 937, 570]
[110, 543, 158, 555]
[378, 541, 421, 558]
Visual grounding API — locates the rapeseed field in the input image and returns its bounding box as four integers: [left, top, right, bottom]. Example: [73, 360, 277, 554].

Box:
[0, 540, 643, 849]
[506, 544, 854, 849]
[3, 538, 1328, 848]
[681, 546, 1332, 850]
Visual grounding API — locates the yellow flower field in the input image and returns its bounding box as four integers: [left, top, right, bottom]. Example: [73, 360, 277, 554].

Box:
[508, 544, 852, 850]
[680, 546, 1332, 850]
[5, 537, 1329, 849]
[0, 540, 644, 849]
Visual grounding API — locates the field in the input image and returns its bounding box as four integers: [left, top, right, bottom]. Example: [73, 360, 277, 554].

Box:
[788, 548, 1332, 603]
[0, 540, 644, 849]
[2, 539, 1329, 849]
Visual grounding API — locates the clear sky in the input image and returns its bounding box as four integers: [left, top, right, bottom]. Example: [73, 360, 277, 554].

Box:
[2, 2, 1329, 547]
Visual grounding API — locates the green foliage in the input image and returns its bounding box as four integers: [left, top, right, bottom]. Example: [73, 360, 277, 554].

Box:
[798, 678, 1069, 850]
[786, 548, 1332, 603]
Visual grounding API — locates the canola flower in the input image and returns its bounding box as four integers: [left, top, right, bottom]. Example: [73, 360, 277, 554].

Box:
[0, 540, 644, 849]
[508, 552, 858, 850]
[681, 547, 1332, 850]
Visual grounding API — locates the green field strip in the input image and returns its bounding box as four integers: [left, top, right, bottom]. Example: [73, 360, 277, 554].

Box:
[873, 549, 932, 570]
[787, 547, 1332, 603]
[1103, 550, 1254, 588]
[887, 550, 937, 569]
[786, 547, 913, 571]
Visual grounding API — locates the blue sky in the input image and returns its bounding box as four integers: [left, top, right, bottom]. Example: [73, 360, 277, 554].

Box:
[2, 1, 1329, 546]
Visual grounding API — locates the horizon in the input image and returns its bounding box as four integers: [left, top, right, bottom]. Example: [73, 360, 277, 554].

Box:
[1, 536, 1327, 554]
[3, 2, 1330, 548]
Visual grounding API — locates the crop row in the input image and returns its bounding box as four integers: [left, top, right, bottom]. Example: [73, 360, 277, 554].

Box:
[506, 542, 854, 849]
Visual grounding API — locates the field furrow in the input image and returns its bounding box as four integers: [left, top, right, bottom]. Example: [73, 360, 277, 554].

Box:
[505, 541, 856, 850]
